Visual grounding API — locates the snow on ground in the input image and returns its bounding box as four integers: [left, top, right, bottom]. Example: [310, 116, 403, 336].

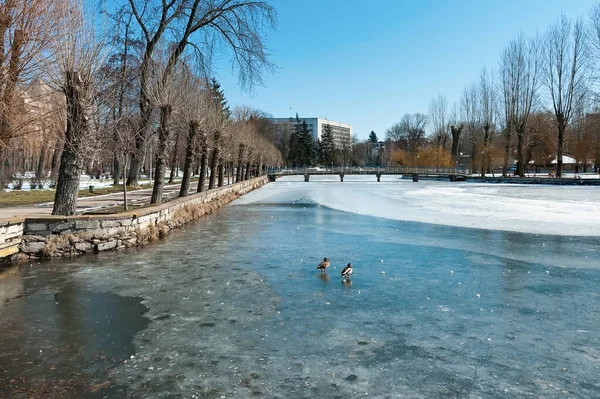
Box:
[471, 172, 600, 179]
[236, 175, 600, 236]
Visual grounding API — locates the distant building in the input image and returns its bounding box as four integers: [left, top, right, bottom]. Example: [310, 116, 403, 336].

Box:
[370, 141, 385, 162]
[269, 117, 353, 149]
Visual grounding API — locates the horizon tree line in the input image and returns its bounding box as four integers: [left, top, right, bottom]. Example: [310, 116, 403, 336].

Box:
[380, 4, 600, 177]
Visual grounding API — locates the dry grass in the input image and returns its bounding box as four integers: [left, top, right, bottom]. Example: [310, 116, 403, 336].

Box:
[171, 192, 239, 227]
[147, 224, 160, 242]
[157, 222, 169, 238]
[134, 226, 149, 243]
[0, 184, 153, 207]
[41, 234, 75, 257]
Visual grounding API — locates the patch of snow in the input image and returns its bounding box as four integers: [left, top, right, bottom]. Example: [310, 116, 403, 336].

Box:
[236, 176, 600, 236]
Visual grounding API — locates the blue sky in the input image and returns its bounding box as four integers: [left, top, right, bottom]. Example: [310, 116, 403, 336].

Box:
[213, 0, 598, 140]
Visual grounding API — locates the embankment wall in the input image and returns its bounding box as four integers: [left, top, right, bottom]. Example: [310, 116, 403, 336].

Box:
[0, 176, 267, 261]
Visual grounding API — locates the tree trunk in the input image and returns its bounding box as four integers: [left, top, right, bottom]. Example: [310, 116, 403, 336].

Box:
[127, 147, 142, 186]
[179, 120, 199, 197]
[244, 161, 251, 180]
[53, 71, 88, 216]
[194, 155, 200, 176]
[0, 147, 7, 187]
[481, 125, 489, 178]
[113, 152, 120, 185]
[208, 131, 220, 190]
[450, 125, 462, 165]
[235, 143, 245, 182]
[556, 114, 565, 178]
[50, 139, 62, 182]
[122, 153, 128, 211]
[217, 157, 224, 187]
[197, 132, 208, 193]
[150, 105, 172, 204]
[36, 145, 47, 184]
[516, 127, 525, 177]
[168, 129, 180, 184]
[502, 124, 512, 177]
[470, 146, 476, 176]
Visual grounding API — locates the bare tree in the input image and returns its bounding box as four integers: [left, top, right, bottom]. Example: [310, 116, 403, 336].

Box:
[113, 116, 141, 211]
[386, 113, 427, 154]
[178, 75, 211, 197]
[460, 83, 479, 170]
[144, 53, 187, 203]
[447, 101, 463, 166]
[544, 15, 589, 177]
[0, 0, 61, 186]
[500, 35, 541, 177]
[478, 68, 497, 176]
[49, 0, 106, 215]
[103, 7, 140, 186]
[589, 3, 600, 102]
[125, 0, 276, 187]
[428, 94, 449, 149]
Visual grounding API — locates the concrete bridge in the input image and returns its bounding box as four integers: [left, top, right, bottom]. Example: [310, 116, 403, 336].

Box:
[267, 167, 468, 182]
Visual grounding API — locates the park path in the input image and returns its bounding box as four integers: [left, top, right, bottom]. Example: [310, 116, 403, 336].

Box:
[0, 180, 225, 219]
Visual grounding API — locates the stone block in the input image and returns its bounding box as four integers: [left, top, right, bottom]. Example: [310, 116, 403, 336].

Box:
[103, 227, 122, 235]
[50, 222, 75, 232]
[96, 241, 117, 252]
[124, 238, 137, 247]
[74, 242, 93, 252]
[6, 224, 23, 235]
[21, 241, 45, 254]
[136, 215, 152, 225]
[75, 220, 100, 230]
[120, 219, 133, 226]
[34, 231, 52, 236]
[0, 238, 18, 250]
[0, 245, 18, 258]
[26, 222, 48, 232]
[101, 220, 121, 228]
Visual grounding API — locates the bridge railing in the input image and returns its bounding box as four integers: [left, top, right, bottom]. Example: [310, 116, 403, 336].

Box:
[268, 166, 469, 175]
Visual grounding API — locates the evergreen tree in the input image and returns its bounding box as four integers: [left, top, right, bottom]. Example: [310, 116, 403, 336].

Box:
[368, 131, 378, 143]
[287, 115, 316, 166]
[319, 124, 336, 165]
[287, 114, 302, 166]
[210, 78, 231, 120]
[298, 120, 314, 166]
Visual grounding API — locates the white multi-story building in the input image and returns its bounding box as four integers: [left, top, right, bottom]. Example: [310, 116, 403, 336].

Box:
[269, 117, 353, 148]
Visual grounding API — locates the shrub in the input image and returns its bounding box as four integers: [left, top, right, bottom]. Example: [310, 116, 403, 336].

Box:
[12, 178, 24, 190]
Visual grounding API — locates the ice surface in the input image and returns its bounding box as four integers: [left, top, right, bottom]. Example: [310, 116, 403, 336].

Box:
[1, 180, 599, 398]
[236, 175, 600, 236]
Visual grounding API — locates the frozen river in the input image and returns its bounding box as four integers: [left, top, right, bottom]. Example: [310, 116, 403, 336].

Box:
[1, 177, 599, 398]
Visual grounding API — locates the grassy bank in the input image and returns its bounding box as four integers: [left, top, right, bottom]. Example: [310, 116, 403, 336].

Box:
[0, 184, 153, 207]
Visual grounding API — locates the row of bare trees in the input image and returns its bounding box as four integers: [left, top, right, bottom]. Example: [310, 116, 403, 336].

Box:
[1, 0, 282, 215]
[384, 5, 600, 178]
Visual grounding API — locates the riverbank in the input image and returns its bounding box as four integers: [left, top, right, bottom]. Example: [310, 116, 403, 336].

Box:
[0, 176, 268, 262]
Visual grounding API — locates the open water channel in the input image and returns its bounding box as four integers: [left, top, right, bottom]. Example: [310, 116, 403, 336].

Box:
[1, 176, 599, 398]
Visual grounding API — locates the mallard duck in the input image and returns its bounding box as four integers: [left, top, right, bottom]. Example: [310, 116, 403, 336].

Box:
[317, 257, 330, 272]
[341, 263, 353, 279]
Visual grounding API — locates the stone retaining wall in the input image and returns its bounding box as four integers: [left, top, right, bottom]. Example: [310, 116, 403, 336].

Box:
[0, 176, 267, 262]
[0, 219, 24, 259]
